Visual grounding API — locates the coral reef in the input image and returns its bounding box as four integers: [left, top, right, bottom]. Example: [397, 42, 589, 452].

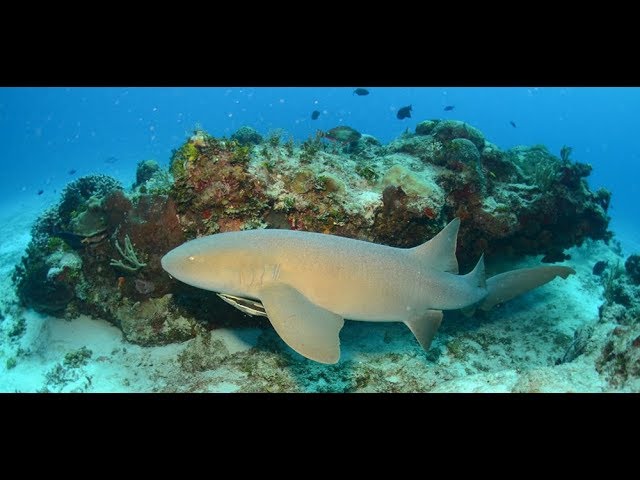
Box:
[115, 294, 206, 346]
[14, 120, 613, 355]
[134, 160, 161, 187]
[624, 254, 640, 284]
[170, 130, 268, 237]
[231, 126, 263, 146]
[533, 249, 640, 391]
[39, 346, 95, 393]
[13, 236, 82, 314]
[582, 261, 640, 390]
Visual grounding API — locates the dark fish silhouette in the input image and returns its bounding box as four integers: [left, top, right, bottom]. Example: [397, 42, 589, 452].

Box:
[541, 250, 571, 263]
[311, 110, 321, 120]
[510, 121, 517, 128]
[52, 230, 85, 249]
[37, 189, 44, 196]
[322, 126, 362, 144]
[105, 156, 118, 164]
[353, 88, 370, 96]
[592, 260, 608, 276]
[68, 169, 77, 175]
[444, 105, 455, 111]
[397, 105, 412, 120]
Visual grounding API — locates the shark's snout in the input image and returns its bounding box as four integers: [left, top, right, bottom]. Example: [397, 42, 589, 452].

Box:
[161, 255, 180, 283]
[161, 246, 194, 280]
[160, 250, 177, 276]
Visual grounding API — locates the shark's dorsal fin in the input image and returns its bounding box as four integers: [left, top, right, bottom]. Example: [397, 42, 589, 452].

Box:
[409, 218, 460, 274]
[259, 284, 345, 364]
[404, 310, 443, 351]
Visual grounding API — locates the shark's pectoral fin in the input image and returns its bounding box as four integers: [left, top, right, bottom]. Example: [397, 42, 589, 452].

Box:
[259, 284, 344, 364]
[404, 310, 443, 351]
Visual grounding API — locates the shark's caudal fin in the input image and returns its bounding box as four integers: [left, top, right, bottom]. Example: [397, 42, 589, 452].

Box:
[409, 217, 460, 274]
[479, 265, 575, 311]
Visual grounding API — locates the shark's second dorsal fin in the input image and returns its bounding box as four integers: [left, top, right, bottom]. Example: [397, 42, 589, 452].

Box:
[464, 254, 486, 289]
[409, 218, 460, 274]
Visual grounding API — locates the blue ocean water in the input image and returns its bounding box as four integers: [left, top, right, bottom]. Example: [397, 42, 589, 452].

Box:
[0, 86, 638, 250]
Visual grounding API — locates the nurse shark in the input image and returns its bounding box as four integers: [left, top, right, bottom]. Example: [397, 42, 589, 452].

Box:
[161, 218, 574, 364]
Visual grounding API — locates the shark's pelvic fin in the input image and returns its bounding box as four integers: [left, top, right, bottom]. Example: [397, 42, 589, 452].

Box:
[479, 265, 575, 311]
[404, 310, 443, 351]
[259, 284, 345, 364]
[409, 217, 460, 274]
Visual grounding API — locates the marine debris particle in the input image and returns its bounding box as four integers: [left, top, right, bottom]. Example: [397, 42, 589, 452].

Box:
[311, 110, 321, 120]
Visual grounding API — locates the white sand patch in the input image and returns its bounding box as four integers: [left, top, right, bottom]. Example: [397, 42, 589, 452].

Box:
[212, 328, 261, 354]
[0, 198, 43, 276]
[431, 370, 520, 393]
[430, 359, 603, 393]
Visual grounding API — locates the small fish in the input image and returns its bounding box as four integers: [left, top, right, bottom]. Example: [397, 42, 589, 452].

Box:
[37, 189, 44, 195]
[311, 110, 321, 120]
[444, 105, 455, 111]
[81, 231, 109, 246]
[68, 169, 77, 175]
[510, 121, 517, 128]
[322, 126, 362, 144]
[541, 251, 571, 263]
[105, 156, 118, 164]
[592, 260, 608, 276]
[353, 88, 370, 96]
[397, 105, 412, 120]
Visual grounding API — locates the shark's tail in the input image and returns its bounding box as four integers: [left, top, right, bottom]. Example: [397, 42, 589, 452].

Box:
[478, 265, 575, 311]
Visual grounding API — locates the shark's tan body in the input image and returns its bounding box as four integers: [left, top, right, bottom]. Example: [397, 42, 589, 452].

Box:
[161, 219, 574, 363]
